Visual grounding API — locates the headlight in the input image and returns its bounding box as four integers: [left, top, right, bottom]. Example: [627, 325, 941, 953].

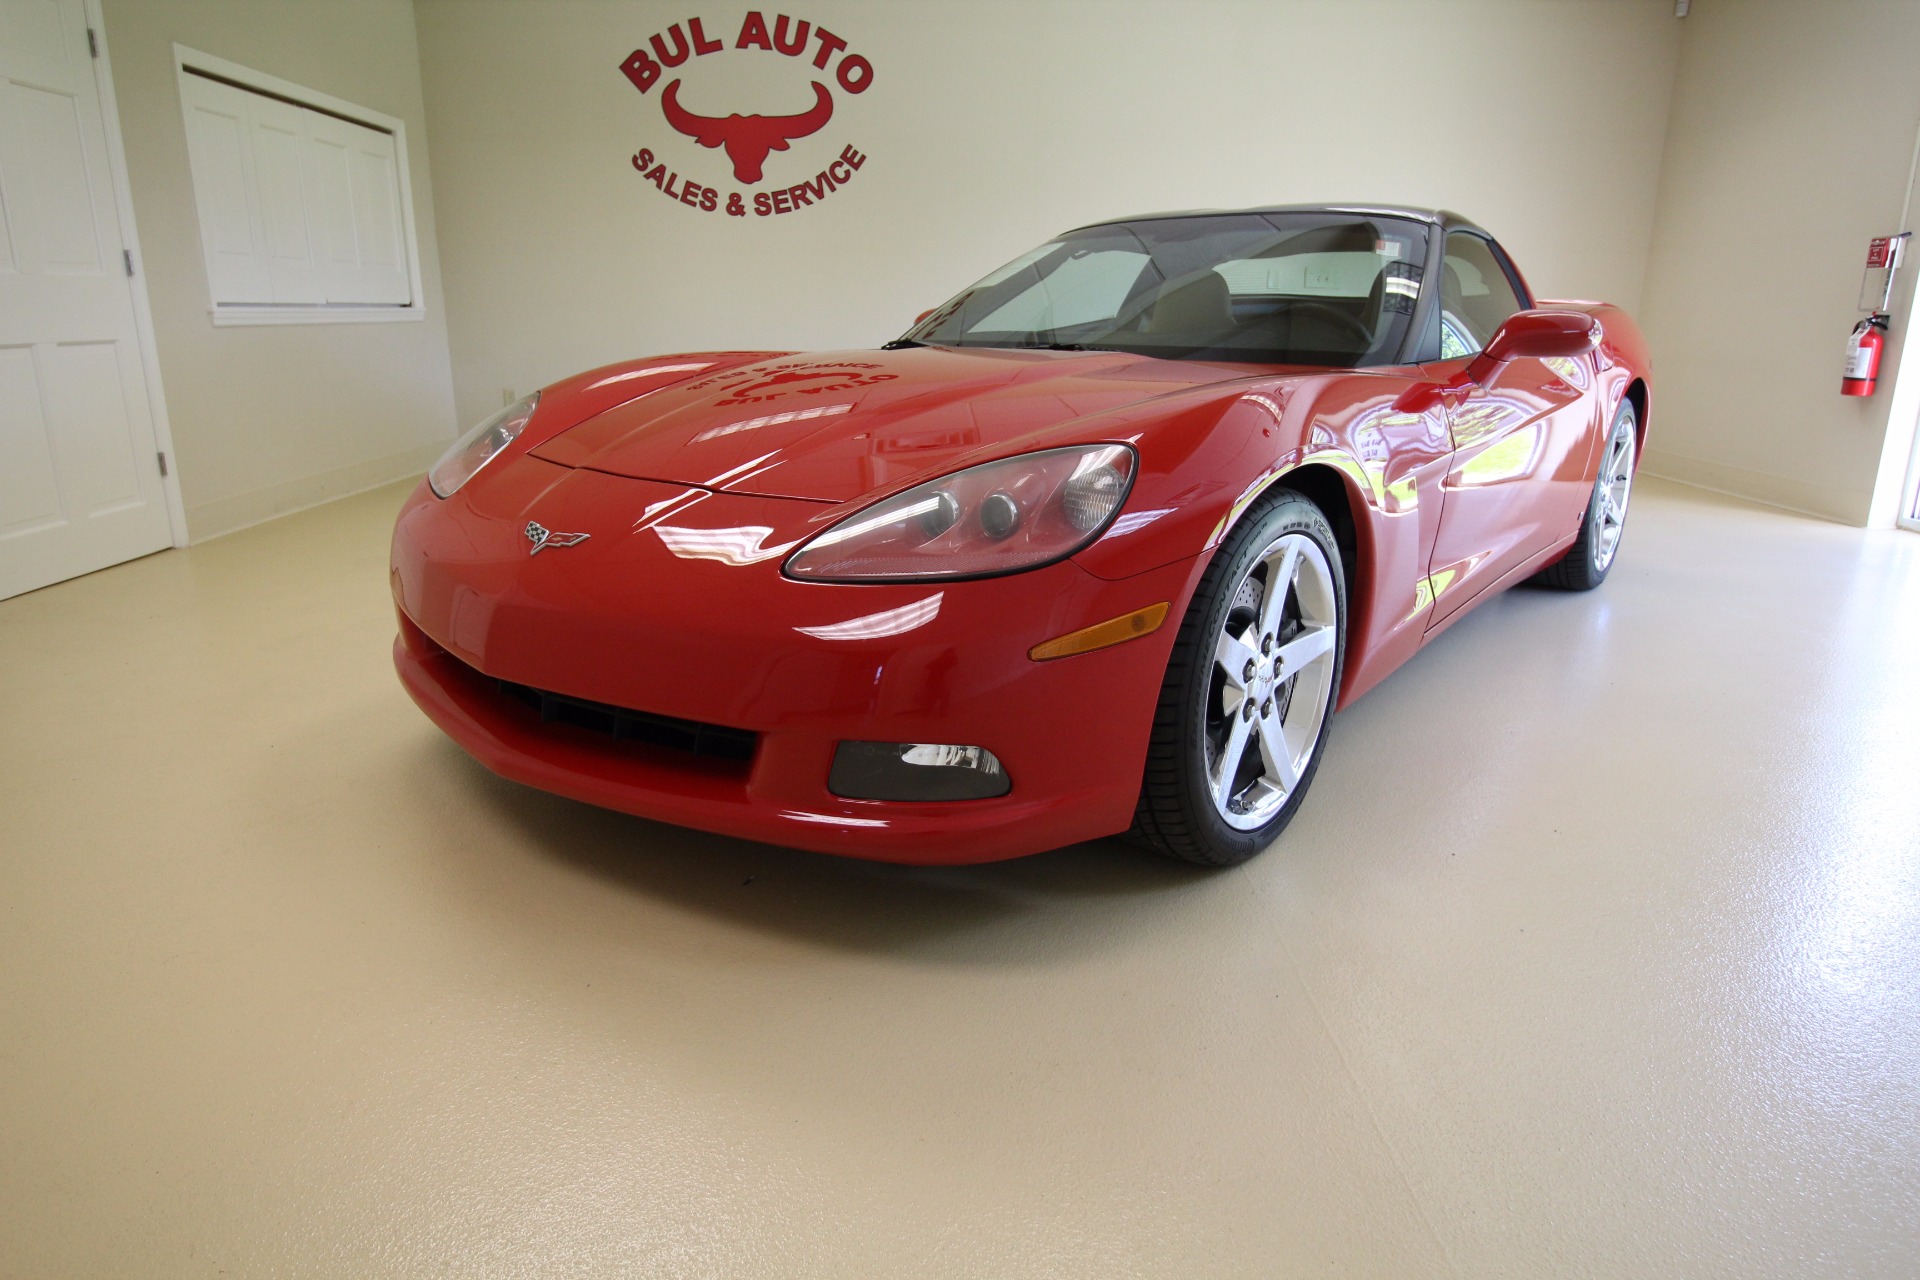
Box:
[428, 393, 539, 498]
[784, 443, 1136, 582]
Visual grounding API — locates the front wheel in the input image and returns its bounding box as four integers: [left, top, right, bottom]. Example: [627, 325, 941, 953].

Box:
[1129, 492, 1346, 867]
[1535, 400, 1638, 591]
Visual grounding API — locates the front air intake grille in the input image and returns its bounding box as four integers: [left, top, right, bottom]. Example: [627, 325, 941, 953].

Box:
[495, 677, 757, 762]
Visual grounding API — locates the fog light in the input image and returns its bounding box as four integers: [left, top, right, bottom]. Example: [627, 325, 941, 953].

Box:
[828, 741, 1011, 801]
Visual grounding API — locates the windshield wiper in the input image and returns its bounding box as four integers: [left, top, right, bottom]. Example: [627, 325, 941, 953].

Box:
[934, 340, 1128, 353]
[880, 338, 924, 350]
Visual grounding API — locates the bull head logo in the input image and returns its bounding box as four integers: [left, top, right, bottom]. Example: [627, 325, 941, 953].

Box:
[660, 79, 833, 184]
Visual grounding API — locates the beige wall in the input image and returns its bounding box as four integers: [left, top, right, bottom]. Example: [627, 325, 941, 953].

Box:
[101, 0, 458, 539]
[1639, 0, 1920, 527]
[97, 1, 1920, 536]
[415, 0, 1683, 430]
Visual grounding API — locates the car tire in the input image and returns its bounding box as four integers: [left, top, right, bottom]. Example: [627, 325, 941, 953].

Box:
[1534, 399, 1638, 591]
[1129, 491, 1346, 867]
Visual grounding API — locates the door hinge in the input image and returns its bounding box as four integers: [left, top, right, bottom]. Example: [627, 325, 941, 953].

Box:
[123, 249, 134, 277]
[87, 28, 99, 57]
[157, 451, 168, 477]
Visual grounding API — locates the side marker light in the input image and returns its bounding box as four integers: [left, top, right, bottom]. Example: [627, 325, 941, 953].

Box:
[1028, 602, 1170, 662]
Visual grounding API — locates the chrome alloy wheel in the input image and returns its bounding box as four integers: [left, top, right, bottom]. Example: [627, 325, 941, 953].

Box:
[1593, 413, 1636, 573]
[1205, 531, 1340, 830]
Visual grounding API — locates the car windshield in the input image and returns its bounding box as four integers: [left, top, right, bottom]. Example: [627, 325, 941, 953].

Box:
[904, 212, 1430, 368]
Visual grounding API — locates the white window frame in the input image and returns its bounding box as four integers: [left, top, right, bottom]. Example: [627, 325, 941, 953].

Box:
[172, 45, 427, 327]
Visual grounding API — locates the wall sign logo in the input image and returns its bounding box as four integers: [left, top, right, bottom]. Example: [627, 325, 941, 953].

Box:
[620, 12, 872, 218]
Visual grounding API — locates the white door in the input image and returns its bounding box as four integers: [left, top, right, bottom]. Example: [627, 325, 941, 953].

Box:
[0, 0, 173, 600]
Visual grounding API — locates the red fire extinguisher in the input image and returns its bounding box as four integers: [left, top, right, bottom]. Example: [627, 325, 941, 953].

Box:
[1842, 312, 1889, 396]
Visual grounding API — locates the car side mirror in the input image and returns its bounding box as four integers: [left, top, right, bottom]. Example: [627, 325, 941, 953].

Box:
[1394, 310, 1604, 413]
[1477, 310, 1600, 368]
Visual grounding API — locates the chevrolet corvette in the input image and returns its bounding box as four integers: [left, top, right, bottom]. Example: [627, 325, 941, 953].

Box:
[391, 203, 1650, 865]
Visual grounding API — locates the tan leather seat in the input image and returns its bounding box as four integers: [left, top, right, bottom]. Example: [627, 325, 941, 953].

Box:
[1355, 268, 1386, 342]
[1143, 272, 1233, 337]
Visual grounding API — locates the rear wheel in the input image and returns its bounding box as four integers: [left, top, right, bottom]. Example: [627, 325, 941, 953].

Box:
[1535, 400, 1637, 591]
[1130, 492, 1345, 867]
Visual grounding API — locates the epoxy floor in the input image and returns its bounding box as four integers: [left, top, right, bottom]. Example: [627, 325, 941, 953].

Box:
[2, 477, 1916, 1277]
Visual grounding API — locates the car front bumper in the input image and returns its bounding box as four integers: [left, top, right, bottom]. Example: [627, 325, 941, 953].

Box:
[390, 465, 1202, 863]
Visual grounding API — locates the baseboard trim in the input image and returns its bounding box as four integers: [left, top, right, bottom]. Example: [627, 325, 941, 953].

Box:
[185, 440, 446, 543]
[1638, 449, 1868, 527]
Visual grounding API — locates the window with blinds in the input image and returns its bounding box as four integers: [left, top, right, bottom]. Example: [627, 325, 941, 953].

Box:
[175, 51, 421, 323]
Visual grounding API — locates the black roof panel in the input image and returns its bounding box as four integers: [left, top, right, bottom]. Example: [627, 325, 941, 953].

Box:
[1069, 203, 1489, 238]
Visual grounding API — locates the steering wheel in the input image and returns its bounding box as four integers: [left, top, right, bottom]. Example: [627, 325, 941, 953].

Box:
[1269, 300, 1374, 345]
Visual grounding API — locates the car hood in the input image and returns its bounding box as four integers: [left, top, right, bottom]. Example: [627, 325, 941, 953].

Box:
[529, 346, 1266, 503]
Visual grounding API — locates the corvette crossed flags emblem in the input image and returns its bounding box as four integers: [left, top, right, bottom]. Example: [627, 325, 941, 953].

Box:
[525, 521, 590, 555]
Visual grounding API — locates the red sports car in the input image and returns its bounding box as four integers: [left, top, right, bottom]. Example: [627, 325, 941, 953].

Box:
[392, 204, 1649, 866]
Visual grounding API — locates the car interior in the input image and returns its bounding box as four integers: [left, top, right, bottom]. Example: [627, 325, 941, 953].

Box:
[922, 214, 1431, 367]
